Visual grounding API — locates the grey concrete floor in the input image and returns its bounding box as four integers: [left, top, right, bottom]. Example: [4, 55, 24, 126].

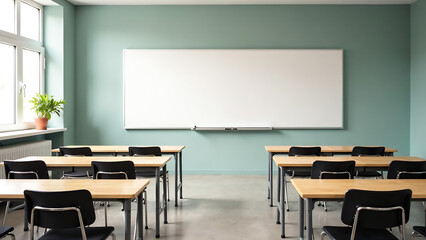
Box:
[1, 175, 425, 239]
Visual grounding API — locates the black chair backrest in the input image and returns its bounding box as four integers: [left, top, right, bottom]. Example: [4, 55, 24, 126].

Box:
[341, 189, 412, 228]
[288, 147, 321, 156]
[129, 146, 162, 156]
[311, 160, 356, 179]
[91, 161, 136, 179]
[387, 161, 426, 179]
[59, 147, 93, 156]
[24, 189, 96, 228]
[351, 146, 385, 156]
[3, 160, 49, 179]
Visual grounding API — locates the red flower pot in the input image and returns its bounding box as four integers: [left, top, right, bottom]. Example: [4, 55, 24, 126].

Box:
[35, 118, 48, 130]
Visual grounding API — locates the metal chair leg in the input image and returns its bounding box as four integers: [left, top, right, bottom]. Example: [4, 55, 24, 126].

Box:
[167, 173, 170, 202]
[283, 175, 289, 211]
[133, 211, 138, 240]
[3, 201, 25, 226]
[411, 231, 419, 240]
[324, 201, 327, 211]
[133, 191, 148, 240]
[2, 201, 10, 226]
[321, 231, 327, 240]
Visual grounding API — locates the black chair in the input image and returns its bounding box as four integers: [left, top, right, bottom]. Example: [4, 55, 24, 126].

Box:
[3, 160, 49, 226]
[411, 226, 426, 239]
[0, 226, 14, 239]
[321, 189, 412, 240]
[59, 147, 92, 178]
[311, 160, 356, 179]
[284, 147, 321, 211]
[388, 160, 426, 228]
[351, 146, 385, 178]
[91, 161, 148, 230]
[129, 146, 170, 201]
[387, 161, 426, 179]
[24, 189, 116, 240]
[311, 160, 355, 211]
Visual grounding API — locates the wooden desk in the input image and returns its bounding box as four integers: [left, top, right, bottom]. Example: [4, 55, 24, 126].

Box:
[273, 156, 422, 168]
[265, 145, 398, 206]
[11, 156, 170, 238]
[292, 179, 426, 240]
[52, 145, 185, 207]
[0, 179, 149, 240]
[273, 156, 424, 239]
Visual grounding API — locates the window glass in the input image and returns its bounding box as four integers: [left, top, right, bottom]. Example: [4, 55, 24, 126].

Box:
[0, 0, 15, 33]
[0, 43, 16, 125]
[23, 49, 41, 122]
[21, 2, 40, 41]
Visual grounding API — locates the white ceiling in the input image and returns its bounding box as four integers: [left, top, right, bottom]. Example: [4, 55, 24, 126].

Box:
[67, 0, 417, 5]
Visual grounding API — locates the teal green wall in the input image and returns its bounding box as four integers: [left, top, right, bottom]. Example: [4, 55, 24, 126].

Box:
[44, 6, 63, 130]
[74, 5, 410, 174]
[410, 0, 426, 158]
[44, 0, 75, 146]
[62, 0, 75, 145]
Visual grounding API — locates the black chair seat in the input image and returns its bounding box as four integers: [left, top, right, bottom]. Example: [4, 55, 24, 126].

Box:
[39, 227, 114, 240]
[323, 226, 398, 240]
[63, 171, 92, 178]
[413, 226, 426, 237]
[356, 171, 382, 177]
[285, 170, 311, 177]
[0, 226, 14, 238]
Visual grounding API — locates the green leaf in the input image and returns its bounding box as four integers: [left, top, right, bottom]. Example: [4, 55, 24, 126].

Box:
[28, 93, 66, 120]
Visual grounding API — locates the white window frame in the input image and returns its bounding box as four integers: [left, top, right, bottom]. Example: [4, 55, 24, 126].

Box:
[0, 0, 45, 132]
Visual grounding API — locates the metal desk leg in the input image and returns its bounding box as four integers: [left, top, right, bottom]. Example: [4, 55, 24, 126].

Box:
[179, 151, 183, 199]
[276, 166, 281, 224]
[163, 164, 168, 224]
[155, 168, 160, 238]
[424, 202, 426, 225]
[174, 153, 179, 207]
[124, 199, 131, 240]
[305, 199, 314, 240]
[268, 152, 271, 200]
[280, 167, 285, 238]
[269, 152, 274, 206]
[299, 196, 304, 240]
[137, 193, 143, 240]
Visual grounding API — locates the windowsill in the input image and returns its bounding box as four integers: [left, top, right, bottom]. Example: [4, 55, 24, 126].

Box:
[0, 128, 67, 141]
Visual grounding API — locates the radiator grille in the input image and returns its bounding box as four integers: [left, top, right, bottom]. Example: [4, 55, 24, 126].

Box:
[0, 140, 51, 178]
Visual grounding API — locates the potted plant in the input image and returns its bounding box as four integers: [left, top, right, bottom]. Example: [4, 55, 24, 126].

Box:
[29, 93, 66, 130]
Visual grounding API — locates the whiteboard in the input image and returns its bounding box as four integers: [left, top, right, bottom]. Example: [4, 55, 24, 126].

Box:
[123, 49, 343, 129]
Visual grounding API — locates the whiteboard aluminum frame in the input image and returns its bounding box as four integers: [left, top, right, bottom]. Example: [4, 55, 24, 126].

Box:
[123, 49, 344, 130]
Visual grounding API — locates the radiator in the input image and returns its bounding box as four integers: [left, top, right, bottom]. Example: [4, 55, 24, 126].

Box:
[0, 140, 51, 178]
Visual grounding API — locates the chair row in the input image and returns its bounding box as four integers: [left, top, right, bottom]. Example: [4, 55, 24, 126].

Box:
[2, 159, 151, 240]
[295, 157, 426, 240]
[282, 146, 424, 211]
[310, 160, 426, 180]
[58, 146, 170, 201]
[288, 146, 386, 178]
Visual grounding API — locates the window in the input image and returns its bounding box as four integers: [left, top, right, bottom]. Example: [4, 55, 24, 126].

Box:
[0, 43, 16, 125]
[21, 2, 41, 41]
[0, 0, 44, 132]
[0, 0, 15, 33]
